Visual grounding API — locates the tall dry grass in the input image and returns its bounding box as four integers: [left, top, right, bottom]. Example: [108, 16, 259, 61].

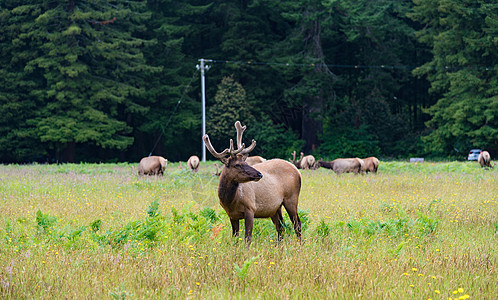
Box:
[0, 161, 496, 299]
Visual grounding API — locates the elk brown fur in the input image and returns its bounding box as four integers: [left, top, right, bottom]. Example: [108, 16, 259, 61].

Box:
[318, 158, 363, 175]
[478, 151, 492, 168]
[203, 121, 302, 243]
[300, 152, 316, 170]
[245, 156, 266, 166]
[138, 156, 168, 176]
[361, 157, 380, 173]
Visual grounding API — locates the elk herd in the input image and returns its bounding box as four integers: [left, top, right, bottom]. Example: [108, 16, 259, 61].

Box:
[136, 121, 493, 244]
[289, 150, 379, 175]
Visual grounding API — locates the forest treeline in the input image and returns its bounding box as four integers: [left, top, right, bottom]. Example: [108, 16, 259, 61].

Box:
[0, 0, 496, 163]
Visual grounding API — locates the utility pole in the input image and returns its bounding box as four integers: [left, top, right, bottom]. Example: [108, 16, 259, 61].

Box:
[197, 59, 211, 162]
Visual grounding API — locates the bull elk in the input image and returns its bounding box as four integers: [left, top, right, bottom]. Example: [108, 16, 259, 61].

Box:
[138, 156, 168, 176]
[289, 151, 303, 169]
[478, 151, 492, 168]
[187, 155, 200, 172]
[203, 121, 302, 243]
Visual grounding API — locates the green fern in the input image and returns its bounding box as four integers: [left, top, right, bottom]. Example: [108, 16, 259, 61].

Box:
[234, 255, 260, 281]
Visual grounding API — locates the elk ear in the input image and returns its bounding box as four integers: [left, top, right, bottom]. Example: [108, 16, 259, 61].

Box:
[241, 153, 249, 161]
[220, 157, 229, 166]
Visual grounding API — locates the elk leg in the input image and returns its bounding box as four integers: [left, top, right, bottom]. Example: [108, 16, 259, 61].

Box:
[244, 212, 254, 243]
[271, 208, 284, 240]
[283, 204, 301, 239]
[230, 219, 240, 237]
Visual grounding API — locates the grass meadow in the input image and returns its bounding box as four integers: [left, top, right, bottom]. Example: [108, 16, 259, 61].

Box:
[0, 161, 496, 299]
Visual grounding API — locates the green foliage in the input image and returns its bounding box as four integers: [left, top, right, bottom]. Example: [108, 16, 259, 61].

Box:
[314, 220, 332, 238]
[199, 207, 222, 224]
[0, 0, 159, 162]
[416, 212, 439, 234]
[109, 283, 134, 300]
[233, 255, 260, 281]
[0, 0, 496, 162]
[247, 115, 304, 159]
[35, 210, 57, 231]
[410, 0, 498, 155]
[110, 214, 165, 248]
[319, 124, 381, 158]
[207, 76, 255, 147]
[90, 219, 102, 233]
[388, 241, 409, 258]
[147, 200, 160, 218]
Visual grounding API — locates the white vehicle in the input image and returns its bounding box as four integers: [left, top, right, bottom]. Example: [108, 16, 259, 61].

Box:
[467, 149, 482, 161]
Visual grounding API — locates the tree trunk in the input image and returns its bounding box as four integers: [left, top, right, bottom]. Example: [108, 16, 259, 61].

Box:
[63, 142, 75, 163]
[302, 96, 323, 153]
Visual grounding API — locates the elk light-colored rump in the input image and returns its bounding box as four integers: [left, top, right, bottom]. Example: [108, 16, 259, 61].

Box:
[187, 155, 200, 172]
[300, 152, 316, 170]
[361, 156, 380, 173]
[137, 156, 168, 176]
[478, 151, 492, 168]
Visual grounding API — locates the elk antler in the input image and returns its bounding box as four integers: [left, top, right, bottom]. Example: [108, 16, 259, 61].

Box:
[290, 150, 296, 162]
[228, 138, 245, 156]
[234, 121, 256, 155]
[203, 121, 257, 160]
[203, 135, 229, 159]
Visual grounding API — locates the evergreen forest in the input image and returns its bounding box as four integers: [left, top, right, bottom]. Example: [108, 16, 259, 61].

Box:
[0, 0, 496, 163]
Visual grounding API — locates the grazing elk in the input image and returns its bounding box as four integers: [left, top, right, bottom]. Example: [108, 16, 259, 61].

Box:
[289, 151, 303, 169]
[245, 156, 266, 166]
[357, 158, 365, 174]
[361, 156, 380, 173]
[138, 156, 168, 176]
[187, 155, 200, 172]
[318, 158, 363, 175]
[478, 151, 492, 168]
[300, 152, 316, 170]
[203, 121, 302, 243]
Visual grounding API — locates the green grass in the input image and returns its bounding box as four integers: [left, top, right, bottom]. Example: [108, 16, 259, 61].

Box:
[0, 161, 496, 299]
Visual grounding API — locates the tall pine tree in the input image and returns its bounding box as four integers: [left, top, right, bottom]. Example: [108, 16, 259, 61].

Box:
[2, 0, 160, 162]
[410, 0, 498, 155]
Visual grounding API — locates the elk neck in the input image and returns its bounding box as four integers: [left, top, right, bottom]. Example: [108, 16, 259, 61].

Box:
[217, 170, 239, 204]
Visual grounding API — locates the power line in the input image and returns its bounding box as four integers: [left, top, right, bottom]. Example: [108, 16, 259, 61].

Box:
[148, 70, 198, 157]
[210, 59, 497, 72]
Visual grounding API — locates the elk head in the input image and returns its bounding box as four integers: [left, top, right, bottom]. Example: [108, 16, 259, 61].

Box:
[203, 121, 262, 183]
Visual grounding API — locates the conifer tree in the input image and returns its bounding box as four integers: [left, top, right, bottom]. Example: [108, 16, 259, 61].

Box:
[134, 0, 211, 161]
[0, 1, 46, 161]
[207, 76, 254, 147]
[410, 0, 498, 154]
[1, 0, 160, 161]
